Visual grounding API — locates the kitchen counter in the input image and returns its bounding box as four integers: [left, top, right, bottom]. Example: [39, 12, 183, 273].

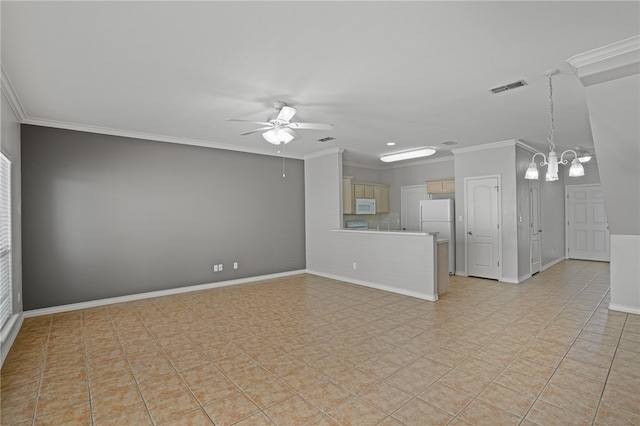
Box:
[334, 228, 433, 236]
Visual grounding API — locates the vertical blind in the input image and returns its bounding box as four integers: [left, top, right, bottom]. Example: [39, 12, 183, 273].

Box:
[0, 153, 11, 330]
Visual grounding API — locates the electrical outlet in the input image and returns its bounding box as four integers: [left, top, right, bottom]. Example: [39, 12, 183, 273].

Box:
[233, 262, 238, 270]
[214, 264, 219, 272]
[219, 264, 223, 271]
[353, 262, 357, 270]
[18, 292, 21, 303]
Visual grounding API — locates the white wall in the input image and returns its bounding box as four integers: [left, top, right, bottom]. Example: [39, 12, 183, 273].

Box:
[569, 36, 640, 314]
[307, 150, 437, 301]
[453, 142, 519, 282]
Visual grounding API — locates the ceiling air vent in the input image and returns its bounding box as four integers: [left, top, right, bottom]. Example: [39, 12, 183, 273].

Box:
[318, 137, 335, 142]
[442, 141, 458, 146]
[490, 80, 527, 94]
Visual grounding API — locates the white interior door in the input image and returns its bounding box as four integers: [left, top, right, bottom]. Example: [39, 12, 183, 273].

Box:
[530, 182, 541, 274]
[401, 185, 429, 231]
[466, 177, 500, 280]
[566, 185, 610, 261]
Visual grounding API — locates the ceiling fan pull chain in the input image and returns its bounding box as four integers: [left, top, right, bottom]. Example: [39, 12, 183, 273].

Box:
[281, 144, 286, 178]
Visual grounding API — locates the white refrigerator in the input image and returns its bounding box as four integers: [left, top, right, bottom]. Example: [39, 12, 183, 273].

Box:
[420, 199, 455, 274]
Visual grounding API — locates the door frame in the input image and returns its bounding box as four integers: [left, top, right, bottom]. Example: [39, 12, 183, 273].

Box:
[529, 181, 541, 275]
[565, 183, 610, 261]
[464, 174, 502, 280]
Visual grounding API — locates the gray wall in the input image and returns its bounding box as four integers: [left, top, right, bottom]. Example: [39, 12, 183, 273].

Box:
[21, 125, 306, 310]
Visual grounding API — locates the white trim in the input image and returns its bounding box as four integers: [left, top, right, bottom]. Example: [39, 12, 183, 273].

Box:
[22, 119, 306, 160]
[0, 66, 27, 122]
[515, 141, 539, 155]
[500, 277, 521, 284]
[517, 273, 533, 283]
[24, 270, 306, 317]
[307, 270, 438, 302]
[1, 313, 23, 367]
[608, 303, 640, 315]
[303, 147, 344, 160]
[567, 35, 640, 87]
[542, 256, 566, 271]
[451, 139, 519, 155]
[455, 270, 467, 277]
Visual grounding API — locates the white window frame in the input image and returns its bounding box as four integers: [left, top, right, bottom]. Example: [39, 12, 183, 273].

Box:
[0, 152, 12, 330]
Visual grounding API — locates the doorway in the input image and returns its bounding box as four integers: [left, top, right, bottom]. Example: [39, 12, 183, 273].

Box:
[566, 185, 610, 261]
[530, 181, 541, 274]
[466, 176, 501, 280]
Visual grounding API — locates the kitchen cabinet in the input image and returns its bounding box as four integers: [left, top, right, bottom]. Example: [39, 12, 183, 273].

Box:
[374, 185, 389, 213]
[343, 176, 353, 214]
[426, 179, 455, 194]
[349, 181, 390, 214]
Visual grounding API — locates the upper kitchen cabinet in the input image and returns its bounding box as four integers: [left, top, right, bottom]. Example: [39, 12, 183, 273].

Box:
[426, 179, 455, 194]
[354, 184, 375, 199]
[343, 176, 353, 214]
[374, 184, 389, 213]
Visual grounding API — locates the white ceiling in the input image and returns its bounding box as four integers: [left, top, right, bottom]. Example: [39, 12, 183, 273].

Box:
[2, 1, 639, 167]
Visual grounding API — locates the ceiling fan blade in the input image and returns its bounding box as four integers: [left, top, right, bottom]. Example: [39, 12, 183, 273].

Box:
[284, 128, 299, 138]
[240, 126, 274, 136]
[227, 119, 272, 126]
[287, 122, 334, 131]
[277, 106, 297, 122]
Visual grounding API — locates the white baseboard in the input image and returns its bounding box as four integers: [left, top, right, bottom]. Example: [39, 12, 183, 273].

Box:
[455, 270, 467, 277]
[518, 273, 533, 283]
[1, 313, 24, 367]
[542, 256, 566, 271]
[24, 270, 307, 317]
[306, 270, 438, 302]
[608, 303, 640, 315]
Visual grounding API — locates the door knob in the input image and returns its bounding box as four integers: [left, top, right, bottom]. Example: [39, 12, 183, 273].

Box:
[468, 231, 473, 235]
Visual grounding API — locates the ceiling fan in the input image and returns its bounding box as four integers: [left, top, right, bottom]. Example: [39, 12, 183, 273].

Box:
[228, 101, 333, 145]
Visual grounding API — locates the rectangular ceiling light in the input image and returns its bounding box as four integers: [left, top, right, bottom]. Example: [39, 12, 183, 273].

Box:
[380, 147, 436, 163]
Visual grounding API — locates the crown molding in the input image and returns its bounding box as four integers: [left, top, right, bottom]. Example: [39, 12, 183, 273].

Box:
[567, 35, 640, 87]
[303, 147, 344, 160]
[21, 118, 306, 160]
[451, 139, 519, 155]
[1, 65, 27, 122]
[515, 141, 538, 154]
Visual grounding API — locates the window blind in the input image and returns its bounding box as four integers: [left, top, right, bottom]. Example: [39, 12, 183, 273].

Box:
[0, 153, 11, 330]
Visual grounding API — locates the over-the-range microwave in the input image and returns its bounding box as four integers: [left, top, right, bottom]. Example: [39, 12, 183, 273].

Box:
[355, 198, 376, 215]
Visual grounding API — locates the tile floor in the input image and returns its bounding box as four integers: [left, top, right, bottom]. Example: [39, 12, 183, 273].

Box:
[1, 260, 639, 425]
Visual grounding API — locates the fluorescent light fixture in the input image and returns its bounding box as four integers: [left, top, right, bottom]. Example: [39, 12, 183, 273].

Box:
[380, 147, 436, 163]
[386, 142, 396, 146]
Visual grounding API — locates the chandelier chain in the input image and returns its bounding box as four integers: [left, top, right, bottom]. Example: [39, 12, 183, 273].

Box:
[548, 73, 555, 150]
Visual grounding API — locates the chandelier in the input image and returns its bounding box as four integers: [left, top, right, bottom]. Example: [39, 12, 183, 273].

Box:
[525, 70, 585, 181]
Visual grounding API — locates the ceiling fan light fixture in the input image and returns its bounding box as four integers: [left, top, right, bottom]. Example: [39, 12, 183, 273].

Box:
[262, 129, 294, 145]
[380, 147, 436, 163]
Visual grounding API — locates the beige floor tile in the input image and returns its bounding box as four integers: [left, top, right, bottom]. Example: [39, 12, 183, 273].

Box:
[202, 392, 260, 426]
[188, 374, 241, 406]
[437, 368, 490, 396]
[359, 381, 412, 414]
[595, 402, 640, 425]
[458, 398, 522, 425]
[417, 382, 474, 415]
[299, 380, 353, 412]
[539, 383, 600, 418]
[243, 377, 296, 409]
[384, 367, 436, 395]
[392, 398, 453, 426]
[526, 399, 593, 425]
[90, 384, 144, 421]
[476, 382, 534, 417]
[328, 397, 387, 425]
[264, 395, 322, 426]
[33, 401, 91, 426]
[92, 404, 153, 426]
[232, 411, 276, 425]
